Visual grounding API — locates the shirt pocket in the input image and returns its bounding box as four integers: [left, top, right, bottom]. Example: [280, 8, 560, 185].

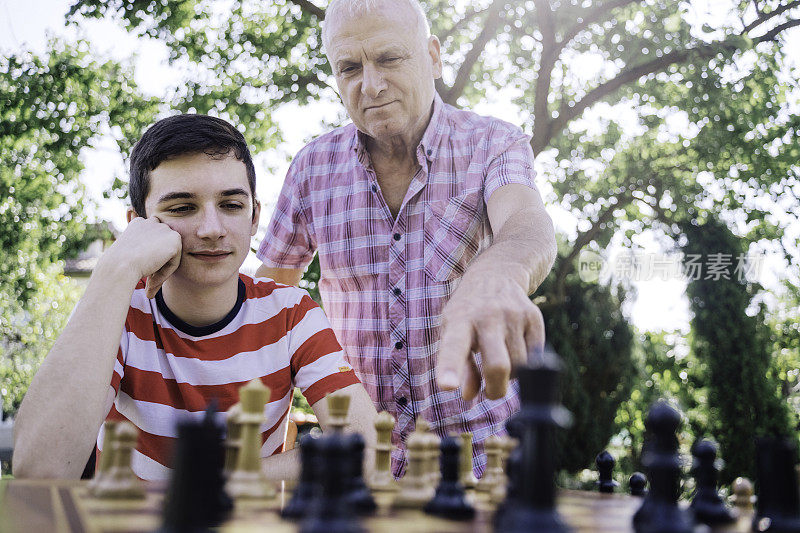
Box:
[423, 189, 484, 282]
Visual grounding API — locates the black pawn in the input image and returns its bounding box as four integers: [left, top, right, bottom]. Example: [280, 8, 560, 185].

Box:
[423, 435, 475, 520]
[632, 401, 693, 533]
[160, 404, 232, 532]
[493, 351, 573, 533]
[689, 439, 736, 526]
[629, 472, 648, 497]
[596, 450, 619, 493]
[752, 437, 800, 532]
[282, 434, 321, 519]
[345, 433, 376, 515]
[300, 433, 364, 533]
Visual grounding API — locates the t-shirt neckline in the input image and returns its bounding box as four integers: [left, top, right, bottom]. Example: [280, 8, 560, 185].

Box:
[155, 278, 246, 337]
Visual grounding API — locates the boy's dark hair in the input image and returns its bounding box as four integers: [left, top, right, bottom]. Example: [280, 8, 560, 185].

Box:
[129, 114, 257, 217]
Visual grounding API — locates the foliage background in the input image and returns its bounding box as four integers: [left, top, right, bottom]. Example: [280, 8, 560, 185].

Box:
[2, 0, 799, 483]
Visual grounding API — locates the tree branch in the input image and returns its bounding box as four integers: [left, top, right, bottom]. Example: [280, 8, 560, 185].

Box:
[532, 0, 557, 154]
[288, 0, 325, 19]
[438, 5, 491, 43]
[536, 42, 730, 153]
[743, 0, 800, 32]
[559, 0, 643, 50]
[443, 1, 505, 105]
[753, 16, 800, 42]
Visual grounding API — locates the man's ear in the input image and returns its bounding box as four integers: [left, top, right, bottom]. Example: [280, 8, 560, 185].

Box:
[250, 199, 261, 236]
[428, 35, 442, 79]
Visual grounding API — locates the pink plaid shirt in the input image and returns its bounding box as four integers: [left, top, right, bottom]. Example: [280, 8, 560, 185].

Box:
[257, 94, 538, 476]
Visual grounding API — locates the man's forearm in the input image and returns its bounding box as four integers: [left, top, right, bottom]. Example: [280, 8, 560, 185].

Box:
[463, 207, 556, 295]
[13, 258, 140, 479]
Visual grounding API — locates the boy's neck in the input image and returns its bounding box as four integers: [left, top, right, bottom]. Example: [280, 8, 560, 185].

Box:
[160, 275, 241, 328]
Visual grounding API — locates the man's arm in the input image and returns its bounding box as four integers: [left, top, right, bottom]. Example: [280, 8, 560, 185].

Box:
[259, 384, 378, 482]
[436, 183, 557, 401]
[13, 217, 182, 479]
[254, 264, 304, 286]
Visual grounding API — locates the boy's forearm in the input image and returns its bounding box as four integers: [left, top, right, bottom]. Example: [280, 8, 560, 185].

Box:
[261, 447, 301, 482]
[13, 258, 140, 479]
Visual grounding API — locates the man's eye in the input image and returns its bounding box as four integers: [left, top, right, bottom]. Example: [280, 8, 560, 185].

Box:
[340, 65, 359, 74]
[167, 205, 193, 213]
[383, 57, 400, 63]
[223, 203, 244, 210]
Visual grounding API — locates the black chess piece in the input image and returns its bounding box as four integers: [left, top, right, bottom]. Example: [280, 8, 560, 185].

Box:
[344, 433, 377, 515]
[423, 435, 475, 520]
[596, 450, 619, 493]
[300, 433, 364, 533]
[752, 437, 800, 533]
[629, 472, 648, 497]
[160, 403, 232, 532]
[493, 350, 573, 533]
[282, 433, 322, 519]
[689, 438, 736, 526]
[632, 401, 693, 533]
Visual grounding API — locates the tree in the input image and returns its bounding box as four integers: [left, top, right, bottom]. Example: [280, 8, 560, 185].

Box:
[0, 39, 160, 415]
[61, 0, 800, 472]
[681, 216, 793, 482]
[537, 253, 636, 472]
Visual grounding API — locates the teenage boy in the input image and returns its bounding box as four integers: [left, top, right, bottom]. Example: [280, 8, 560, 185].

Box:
[13, 114, 377, 481]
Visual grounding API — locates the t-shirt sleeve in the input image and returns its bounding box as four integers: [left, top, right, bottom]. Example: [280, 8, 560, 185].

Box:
[286, 293, 360, 406]
[483, 128, 539, 204]
[256, 155, 317, 270]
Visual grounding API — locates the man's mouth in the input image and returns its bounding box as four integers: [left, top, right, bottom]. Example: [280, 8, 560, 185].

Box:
[365, 101, 395, 111]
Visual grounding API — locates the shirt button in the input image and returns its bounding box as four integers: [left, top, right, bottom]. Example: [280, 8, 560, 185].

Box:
[395, 341, 404, 350]
[393, 287, 401, 296]
[371, 184, 378, 193]
[397, 396, 408, 407]
[427, 149, 433, 156]
[393, 233, 401, 241]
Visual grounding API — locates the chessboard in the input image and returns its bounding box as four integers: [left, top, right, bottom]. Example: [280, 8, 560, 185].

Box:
[4, 357, 779, 533]
[0, 477, 755, 533]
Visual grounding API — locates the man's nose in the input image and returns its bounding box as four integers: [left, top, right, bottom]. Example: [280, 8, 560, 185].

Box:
[196, 208, 226, 239]
[361, 63, 387, 99]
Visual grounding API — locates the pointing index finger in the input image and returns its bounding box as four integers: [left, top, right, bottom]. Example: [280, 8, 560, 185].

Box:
[436, 320, 475, 391]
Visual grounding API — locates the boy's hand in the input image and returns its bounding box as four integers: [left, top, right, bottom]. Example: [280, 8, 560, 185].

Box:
[104, 216, 182, 298]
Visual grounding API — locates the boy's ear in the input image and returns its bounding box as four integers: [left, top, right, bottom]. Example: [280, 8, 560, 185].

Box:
[250, 199, 261, 236]
[126, 208, 142, 223]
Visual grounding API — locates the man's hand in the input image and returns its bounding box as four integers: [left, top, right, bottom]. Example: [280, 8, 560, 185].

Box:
[436, 274, 545, 401]
[104, 216, 183, 298]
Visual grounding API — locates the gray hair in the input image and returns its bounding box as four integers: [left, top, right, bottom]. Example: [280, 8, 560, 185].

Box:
[321, 0, 431, 53]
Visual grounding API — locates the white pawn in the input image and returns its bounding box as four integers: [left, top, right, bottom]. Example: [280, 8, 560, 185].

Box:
[94, 422, 145, 499]
[393, 432, 434, 509]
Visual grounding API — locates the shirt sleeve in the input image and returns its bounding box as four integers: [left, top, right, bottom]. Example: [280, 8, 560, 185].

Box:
[286, 292, 360, 406]
[483, 129, 539, 204]
[256, 154, 317, 270]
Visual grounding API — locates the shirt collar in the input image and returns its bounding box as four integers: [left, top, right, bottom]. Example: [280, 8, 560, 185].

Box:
[350, 92, 448, 165]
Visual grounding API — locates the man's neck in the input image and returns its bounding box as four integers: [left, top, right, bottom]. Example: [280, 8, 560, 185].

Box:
[365, 99, 435, 167]
[160, 276, 241, 328]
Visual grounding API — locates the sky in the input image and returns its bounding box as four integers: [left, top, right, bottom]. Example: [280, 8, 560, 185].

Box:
[2, 0, 797, 332]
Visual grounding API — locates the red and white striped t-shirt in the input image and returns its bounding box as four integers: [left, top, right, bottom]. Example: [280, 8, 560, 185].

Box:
[97, 273, 359, 480]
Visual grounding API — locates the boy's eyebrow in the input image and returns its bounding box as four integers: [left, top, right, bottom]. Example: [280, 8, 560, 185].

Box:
[156, 192, 195, 204]
[220, 188, 249, 197]
[155, 188, 249, 204]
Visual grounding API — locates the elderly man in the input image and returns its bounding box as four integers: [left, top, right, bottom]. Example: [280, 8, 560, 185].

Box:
[255, 0, 556, 476]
